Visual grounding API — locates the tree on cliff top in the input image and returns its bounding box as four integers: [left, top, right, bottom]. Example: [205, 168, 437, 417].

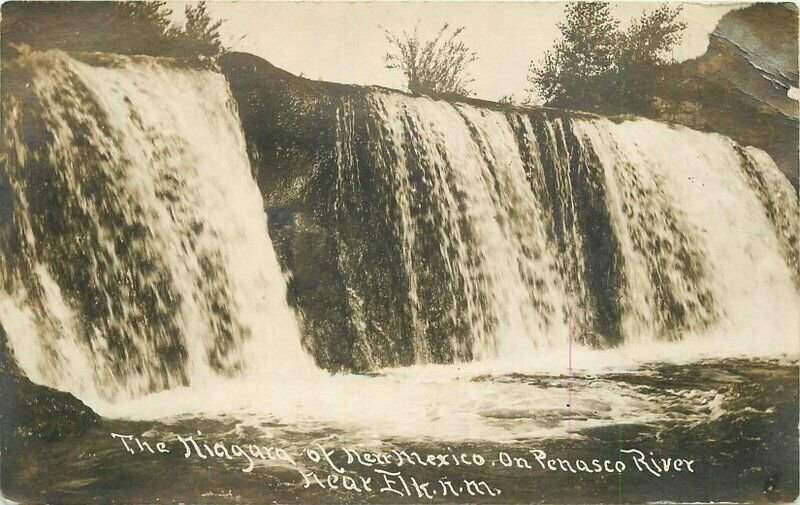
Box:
[529, 2, 620, 109]
[1, 1, 227, 63]
[528, 2, 686, 114]
[175, 2, 227, 60]
[382, 23, 478, 96]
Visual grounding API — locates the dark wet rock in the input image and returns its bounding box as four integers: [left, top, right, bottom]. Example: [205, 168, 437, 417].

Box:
[0, 324, 99, 452]
[219, 52, 366, 371]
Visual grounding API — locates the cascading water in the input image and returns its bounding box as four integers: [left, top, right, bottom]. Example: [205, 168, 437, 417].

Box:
[336, 95, 572, 363]
[0, 49, 315, 404]
[329, 90, 799, 368]
[576, 120, 799, 349]
[1, 50, 798, 442]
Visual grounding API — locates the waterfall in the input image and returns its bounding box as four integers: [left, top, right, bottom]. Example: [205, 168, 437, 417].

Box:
[0, 50, 315, 403]
[329, 90, 800, 366]
[2, 51, 798, 413]
[334, 94, 571, 363]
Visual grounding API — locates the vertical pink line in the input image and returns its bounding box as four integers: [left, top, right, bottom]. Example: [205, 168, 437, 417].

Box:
[567, 317, 574, 437]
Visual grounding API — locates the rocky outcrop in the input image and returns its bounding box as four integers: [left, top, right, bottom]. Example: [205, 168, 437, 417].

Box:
[0, 324, 99, 451]
[652, 3, 798, 187]
[219, 52, 364, 370]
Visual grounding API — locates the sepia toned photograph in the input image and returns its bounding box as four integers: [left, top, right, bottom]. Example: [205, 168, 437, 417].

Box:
[0, 1, 798, 503]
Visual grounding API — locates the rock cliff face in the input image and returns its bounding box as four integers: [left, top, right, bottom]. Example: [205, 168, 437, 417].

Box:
[654, 3, 798, 187]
